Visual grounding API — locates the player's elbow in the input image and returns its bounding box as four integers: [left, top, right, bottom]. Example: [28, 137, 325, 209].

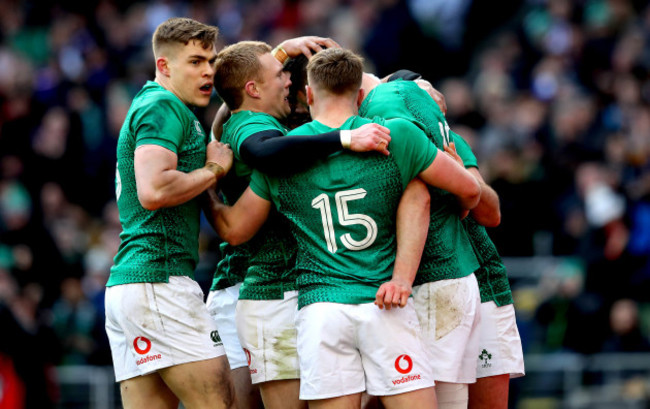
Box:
[487, 209, 501, 227]
[460, 179, 481, 210]
[220, 230, 249, 246]
[217, 222, 251, 246]
[480, 209, 501, 227]
[138, 190, 165, 211]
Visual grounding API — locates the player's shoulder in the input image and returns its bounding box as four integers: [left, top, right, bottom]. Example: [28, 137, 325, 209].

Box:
[356, 115, 385, 128]
[287, 122, 310, 135]
[229, 111, 284, 136]
[384, 117, 421, 134]
[139, 82, 182, 106]
[287, 119, 324, 135]
[130, 85, 184, 123]
[228, 110, 264, 122]
[235, 111, 282, 128]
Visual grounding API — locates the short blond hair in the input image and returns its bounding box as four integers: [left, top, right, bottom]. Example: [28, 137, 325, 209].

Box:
[306, 48, 363, 95]
[152, 17, 219, 59]
[214, 41, 272, 110]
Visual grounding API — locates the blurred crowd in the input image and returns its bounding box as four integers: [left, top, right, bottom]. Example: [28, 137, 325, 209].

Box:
[1, 0, 650, 406]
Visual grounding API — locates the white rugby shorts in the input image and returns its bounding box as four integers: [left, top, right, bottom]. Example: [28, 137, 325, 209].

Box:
[206, 283, 248, 370]
[475, 302, 525, 379]
[235, 290, 300, 384]
[105, 276, 226, 382]
[296, 300, 435, 400]
[413, 274, 482, 383]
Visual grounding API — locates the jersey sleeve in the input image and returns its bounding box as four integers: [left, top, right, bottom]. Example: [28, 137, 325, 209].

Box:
[226, 116, 283, 159]
[450, 131, 478, 168]
[249, 169, 273, 201]
[385, 118, 438, 187]
[133, 96, 185, 153]
[240, 130, 342, 176]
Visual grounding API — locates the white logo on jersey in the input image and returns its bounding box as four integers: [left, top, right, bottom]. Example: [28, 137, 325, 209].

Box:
[115, 163, 122, 201]
[194, 120, 204, 135]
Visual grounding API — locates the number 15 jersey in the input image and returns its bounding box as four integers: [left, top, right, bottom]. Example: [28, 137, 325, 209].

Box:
[250, 115, 437, 309]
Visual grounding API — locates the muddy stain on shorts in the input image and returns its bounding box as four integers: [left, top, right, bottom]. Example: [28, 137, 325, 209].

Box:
[267, 327, 299, 379]
[434, 281, 464, 340]
[137, 284, 157, 330]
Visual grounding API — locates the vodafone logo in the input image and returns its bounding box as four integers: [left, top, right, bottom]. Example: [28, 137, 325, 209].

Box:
[394, 354, 413, 374]
[133, 336, 152, 355]
[243, 348, 252, 366]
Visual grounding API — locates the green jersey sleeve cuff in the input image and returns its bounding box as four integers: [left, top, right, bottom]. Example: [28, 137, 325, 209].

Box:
[135, 137, 178, 154]
[249, 170, 271, 201]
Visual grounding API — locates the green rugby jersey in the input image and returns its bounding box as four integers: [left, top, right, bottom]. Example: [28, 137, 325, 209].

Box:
[250, 115, 437, 309]
[211, 111, 297, 300]
[108, 81, 207, 286]
[360, 80, 479, 284]
[463, 217, 513, 306]
[361, 79, 513, 305]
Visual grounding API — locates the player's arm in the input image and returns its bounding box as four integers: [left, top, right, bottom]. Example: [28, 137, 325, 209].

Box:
[444, 138, 501, 227]
[211, 102, 231, 141]
[418, 149, 481, 210]
[135, 140, 232, 211]
[239, 123, 391, 176]
[375, 178, 430, 310]
[203, 186, 271, 246]
[467, 168, 501, 227]
[272, 36, 341, 62]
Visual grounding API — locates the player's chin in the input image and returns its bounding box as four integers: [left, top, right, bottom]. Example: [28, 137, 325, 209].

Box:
[193, 94, 211, 107]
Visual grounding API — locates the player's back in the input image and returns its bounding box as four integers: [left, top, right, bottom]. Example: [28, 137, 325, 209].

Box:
[251, 115, 437, 308]
[361, 80, 480, 283]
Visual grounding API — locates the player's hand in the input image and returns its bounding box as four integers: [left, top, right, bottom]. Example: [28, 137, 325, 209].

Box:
[375, 278, 412, 310]
[444, 142, 464, 167]
[206, 140, 233, 175]
[415, 79, 447, 116]
[349, 123, 391, 156]
[278, 36, 341, 59]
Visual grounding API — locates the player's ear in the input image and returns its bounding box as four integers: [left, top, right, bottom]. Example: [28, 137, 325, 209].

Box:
[244, 81, 259, 98]
[306, 85, 314, 105]
[156, 57, 170, 77]
[356, 88, 365, 108]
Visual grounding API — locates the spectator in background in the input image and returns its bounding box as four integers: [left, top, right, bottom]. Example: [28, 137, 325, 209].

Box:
[601, 298, 650, 353]
[0, 269, 60, 409]
[533, 258, 607, 355]
[50, 276, 99, 365]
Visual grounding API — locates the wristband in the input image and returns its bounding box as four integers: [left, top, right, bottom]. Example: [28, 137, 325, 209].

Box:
[340, 130, 352, 149]
[272, 46, 289, 64]
[205, 162, 225, 178]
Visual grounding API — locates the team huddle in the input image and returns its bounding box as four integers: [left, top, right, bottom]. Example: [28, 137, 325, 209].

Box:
[106, 17, 524, 409]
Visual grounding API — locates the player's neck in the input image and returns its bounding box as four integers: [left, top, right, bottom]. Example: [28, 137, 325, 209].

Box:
[154, 75, 179, 102]
[310, 97, 358, 128]
[233, 98, 264, 115]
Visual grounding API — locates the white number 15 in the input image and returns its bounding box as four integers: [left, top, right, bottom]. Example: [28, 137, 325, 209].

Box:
[311, 188, 378, 254]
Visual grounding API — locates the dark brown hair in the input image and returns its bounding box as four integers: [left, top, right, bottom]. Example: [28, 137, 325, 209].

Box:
[306, 48, 363, 95]
[152, 17, 219, 58]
